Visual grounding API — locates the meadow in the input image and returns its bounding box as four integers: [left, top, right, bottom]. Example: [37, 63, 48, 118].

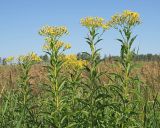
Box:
[0, 10, 160, 128]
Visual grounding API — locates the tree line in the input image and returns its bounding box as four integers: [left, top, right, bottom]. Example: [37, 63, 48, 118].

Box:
[0, 53, 159, 65]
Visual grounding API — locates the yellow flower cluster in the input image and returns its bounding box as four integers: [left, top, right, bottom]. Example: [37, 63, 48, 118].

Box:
[80, 17, 109, 29]
[5, 56, 14, 63]
[39, 25, 69, 37]
[64, 43, 71, 50]
[123, 10, 140, 24]
[107, 10, 140, 28]
[29, 52, 42, 62]
[55, 41, 64, 49]
[19, 52, 42, 63]
[42, 41, 71, 51]
[63, 54, 87, 69]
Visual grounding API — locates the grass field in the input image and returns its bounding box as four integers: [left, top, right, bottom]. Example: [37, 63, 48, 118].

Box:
[0, 60, 160, 93]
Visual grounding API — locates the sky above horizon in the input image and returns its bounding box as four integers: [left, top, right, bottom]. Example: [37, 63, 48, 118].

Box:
[0, 0, 160, 58]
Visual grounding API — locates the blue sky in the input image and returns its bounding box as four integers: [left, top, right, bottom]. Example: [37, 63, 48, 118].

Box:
[0, 0, 160, 57]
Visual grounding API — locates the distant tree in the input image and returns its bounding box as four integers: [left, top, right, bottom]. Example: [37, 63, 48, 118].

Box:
[77, 52, 90, 60]
[103, 54, 160, 62]
[2, 58, 6, 65]
[40, 54, 49, 62]
[146, 54, 152, 61]
[0, 57, 2, 64]
[77, 52, 101, 61]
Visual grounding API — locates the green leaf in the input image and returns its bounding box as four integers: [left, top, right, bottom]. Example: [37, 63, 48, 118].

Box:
[16, 115, 23, 128]
[129, 35, 137, 48]
[117, 39, 124, 44]
[66, 123, 77, 128]
[95, 38, 103, 45]
[58, 80, 66, 91]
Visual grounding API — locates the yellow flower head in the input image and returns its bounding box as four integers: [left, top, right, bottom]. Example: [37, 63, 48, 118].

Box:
[39, 25, 69, 37]
[64, 43, 71, 50]
[29, 52, 42, 62]
[81, 17, 108, 29]
[122, 10, 140, 25]
[107, 10, 141, 28]
[64, 54, 77, 61]
[55, 41, 64, 49]
[63, 54, 87, 69]
[18, 55, 27, 63]
[42, 41, 71, 51]
[18, 52, 42, 63]
[5, 56, 14, 63]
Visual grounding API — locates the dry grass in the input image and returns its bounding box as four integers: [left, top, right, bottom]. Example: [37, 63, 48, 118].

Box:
[0, 60, 159, 93]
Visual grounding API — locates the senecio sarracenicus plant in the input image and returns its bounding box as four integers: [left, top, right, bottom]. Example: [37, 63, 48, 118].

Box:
[108, 10, 140, 83]
[17, 52, 42, 128]
[39, 25, 74, 127]
[80, 17, 111, 127]
[107, 10, 142, 127]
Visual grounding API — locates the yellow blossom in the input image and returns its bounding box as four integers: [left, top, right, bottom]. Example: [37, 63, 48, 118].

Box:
[64, 43, 71, 49]
[42, 41, 70, 51]
[39, 25, 69, 37]
[81, 17, 108, 29]
[18, 55, 27, 63]
[5, 56, 14, 63]
[64, 54, 77, 61]
[29, 52, 42, 62]
[63, 54, 87, 69]
[55, 41, 64, 49]
[18, 52, 42, 63]
[102, 24, 110, 29]
[107, 10, 140, 28]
